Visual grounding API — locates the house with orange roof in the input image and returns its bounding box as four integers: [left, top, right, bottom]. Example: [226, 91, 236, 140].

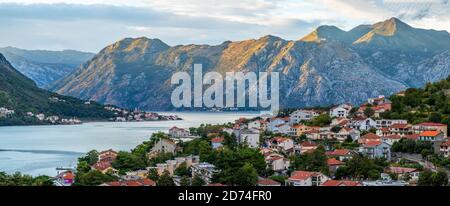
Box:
[359, 140, 391, 160]
[325, 149, 354, 161]
[92, 160, 117, 174]
[98, 149, 118, 163]
[267, 137, 294, 152]
[286, 171, 329, 186]
[381, 134, 403, 145]
[327, 158, 344, 175]
[265, 154, 290, 172]
[299, 141, 318, 154]
[211, 137, 225, 149]
[303, 129, 321, 140]
[321, 180, 362, 186]
[418, 130, 445, 142]
[336, 127, 360, 141]
[387, 167, 420, 182]
[413, 122, 447, 137]
[169, 126, 190, 138]
[358, 133, 381, 144]
[290, 124, 320, 137]
[439, 140, 450, 158]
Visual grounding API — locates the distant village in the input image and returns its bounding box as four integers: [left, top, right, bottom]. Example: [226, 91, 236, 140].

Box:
[56, 94, 450, 187]
[0, 97, 181, 126]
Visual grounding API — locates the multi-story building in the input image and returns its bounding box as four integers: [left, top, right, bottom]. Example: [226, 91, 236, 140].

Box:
[191, 162, 218, 184]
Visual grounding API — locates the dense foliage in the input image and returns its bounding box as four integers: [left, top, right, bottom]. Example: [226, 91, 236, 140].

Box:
[382, 75, 450, 134]
[335, 155, 388, 180]
[0, 172, 53, 186]
[290, 146, 329, 175]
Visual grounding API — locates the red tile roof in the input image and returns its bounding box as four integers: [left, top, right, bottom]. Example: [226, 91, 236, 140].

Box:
[301, 142, 317, 147]
[416, 122, 446, 127]
[289, 171, 321, 181]
[440, 140, 450, 147]
[103, 178, 156, 186]
[363, 141, 382, 147]
[327, 149, 351, 156]
[257, 179, 281, 186]
[383, 135, 402, 139]
[405, 134, 420, 140]
[207, 183, 225, 186]
[211, 137, 224, 143]
[63, 171, 75, 180]
[420, 131, 441, 137]
[391, 123, 409, 129]
[327, 158, 344, 166]
[92, 160, 112, 171]
[389, 167, 417, 174]
[361, 133, 380, 140]
[321, 180, 361, 186]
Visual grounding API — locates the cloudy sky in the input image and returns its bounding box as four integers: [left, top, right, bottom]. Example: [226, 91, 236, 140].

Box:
[0, 0, 449, 52]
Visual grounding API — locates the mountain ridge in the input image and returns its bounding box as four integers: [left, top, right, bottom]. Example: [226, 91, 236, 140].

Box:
[50, 17, 450, 111]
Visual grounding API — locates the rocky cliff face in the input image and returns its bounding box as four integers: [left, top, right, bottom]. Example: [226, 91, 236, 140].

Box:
[51, 18, 450, 110]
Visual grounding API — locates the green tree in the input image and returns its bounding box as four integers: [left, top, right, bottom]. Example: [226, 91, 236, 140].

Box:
[290, 146, 329, 174]
[418, 169, 433, 186]
[180, 176, 191, 186]
[364, 107, 375, 117]
[191, 175, 206, 186]
[174, 162, 191, 177]
[112, 151, 146, 173]
[233, 163, 258, 186]
[74, 170, 116, 186]
[78, 150, 99, 165]
[147, 168, 159, 182]
[431, 170, 448, 186]
[76, 161, 91, 174]
[157, 170, 175, 186]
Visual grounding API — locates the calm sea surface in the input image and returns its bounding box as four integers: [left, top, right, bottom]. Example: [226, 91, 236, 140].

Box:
[0, 112, 258, 176]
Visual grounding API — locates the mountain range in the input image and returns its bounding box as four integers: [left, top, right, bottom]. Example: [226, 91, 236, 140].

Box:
[44, 17, 450, 110]
[0, 53, 115, 125]
[0, 47, 94, 87]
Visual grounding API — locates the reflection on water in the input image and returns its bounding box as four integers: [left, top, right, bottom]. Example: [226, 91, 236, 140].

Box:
[0, 112, 257, 176]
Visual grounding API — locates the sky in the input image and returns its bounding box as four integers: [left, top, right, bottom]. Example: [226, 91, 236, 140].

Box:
[0, 0, 449, 52]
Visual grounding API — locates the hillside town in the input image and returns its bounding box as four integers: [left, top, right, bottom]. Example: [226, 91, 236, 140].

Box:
[59, 94, 449, 187]
[0, 98, 181, 126]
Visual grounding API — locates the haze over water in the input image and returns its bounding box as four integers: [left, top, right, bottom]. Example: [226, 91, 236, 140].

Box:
[0, 112, 257, 176]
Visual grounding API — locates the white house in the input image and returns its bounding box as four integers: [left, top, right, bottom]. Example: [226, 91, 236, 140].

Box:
[239, 130, 260, 148]
[248, 120, 261, 130]
[268, 117, 289, 132]
[290, 110, 320, 124]
[169, 126, 190, 138]
[265, 154, 290, 172]
[211, 137, 224, 149]
[267, 137, 294, 152]
[286, 171, 329, 186]
[349, 117, 376, 131]
[375, 119, 408, 129]
[274, 123, 292, 135]
[191, 162, 218, 184]
[151, 138, 177, 154]
[329, 104, 352, 118]
[359, 141, 391, 161]
[336, 127, 360, 141]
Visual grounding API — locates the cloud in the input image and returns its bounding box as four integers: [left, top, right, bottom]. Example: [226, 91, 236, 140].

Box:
[0, 0, 448, 52]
